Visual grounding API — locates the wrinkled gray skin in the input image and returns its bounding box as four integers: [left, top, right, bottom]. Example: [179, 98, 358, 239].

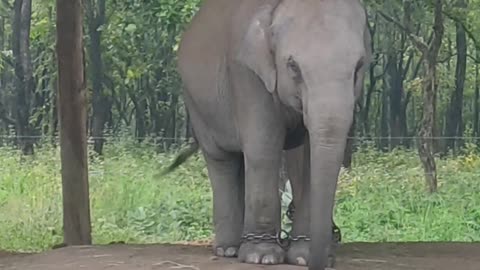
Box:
[176, 0, 371, 269]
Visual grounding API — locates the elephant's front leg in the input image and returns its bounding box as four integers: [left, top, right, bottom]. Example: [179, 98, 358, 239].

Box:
[238, 143, 285, 265]
[203, 153, 245, 258]
[286, 137, 341, 267]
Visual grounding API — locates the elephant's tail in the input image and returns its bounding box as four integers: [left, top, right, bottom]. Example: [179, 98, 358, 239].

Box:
[161, 139, 200, 175]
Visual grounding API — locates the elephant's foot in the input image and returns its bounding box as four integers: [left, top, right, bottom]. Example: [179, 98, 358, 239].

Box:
[238, 242, 285, 265]
[213, 245, 239, 257]
[286, 240, 337, 267]
[286, 225, 341, 267]
[286, 240, 309, 266]
[212, 233, 241, 258]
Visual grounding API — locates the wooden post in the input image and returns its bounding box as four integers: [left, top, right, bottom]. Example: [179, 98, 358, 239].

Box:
[56, 0, 92, 245]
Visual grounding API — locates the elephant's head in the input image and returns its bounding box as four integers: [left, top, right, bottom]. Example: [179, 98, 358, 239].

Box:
[236, 0, 371, 269]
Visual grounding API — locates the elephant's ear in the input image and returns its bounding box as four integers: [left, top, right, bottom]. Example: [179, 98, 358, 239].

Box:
[236, 5, 277, 93]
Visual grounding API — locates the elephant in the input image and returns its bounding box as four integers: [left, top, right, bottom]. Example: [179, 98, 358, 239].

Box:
[166, 0, 372, 269]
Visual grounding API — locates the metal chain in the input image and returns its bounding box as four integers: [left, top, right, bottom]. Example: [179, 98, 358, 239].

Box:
[290, 235, 311, 242]
[240, 201, 342, 249]
[241, 233, 278, 243]
[332, 223, 342, 243]
[241, 230, 291, 249]
[285, 201, 342, 244]
[286, 201, 295, 221]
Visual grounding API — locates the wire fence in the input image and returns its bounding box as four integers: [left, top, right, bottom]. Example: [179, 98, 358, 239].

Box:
[2, 135, 480, 140]
[2, 133, 480, 155]
[1, 134, 479, 150]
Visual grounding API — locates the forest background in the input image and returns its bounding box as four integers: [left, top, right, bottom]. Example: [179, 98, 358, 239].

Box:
[0, 0, 480, 252]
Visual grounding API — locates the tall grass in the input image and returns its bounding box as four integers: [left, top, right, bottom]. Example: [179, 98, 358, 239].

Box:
[0, 138, 479, 252]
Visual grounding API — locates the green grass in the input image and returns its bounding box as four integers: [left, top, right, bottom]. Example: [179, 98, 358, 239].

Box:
[0, 138, 479, 252]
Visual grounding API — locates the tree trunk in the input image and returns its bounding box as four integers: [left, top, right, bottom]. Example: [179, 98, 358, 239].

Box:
[0, 17, 6, 133]
[444, 0, 467, 153]
[379, 78, 389, 150]
[387, 52, 404, 148]
[400, 91, 412, 147]
[388, 1, 414, 149]
[343, 111, 356, 169]
[12, 0, 35, 155]
[362, 15, 377, 138]
[56, 0, 92, 245]
[474, 50, 480, 142]
[87, 0, 109, 155]
[167, 94, 178, 148]
[417, 0, 444, 193]
[0, 17, 3, 96]
[130, 91, 146, 142]
[185, 109, 191, 140]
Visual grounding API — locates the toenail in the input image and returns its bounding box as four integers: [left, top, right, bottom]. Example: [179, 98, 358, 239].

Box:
[296, 257, 307, 266]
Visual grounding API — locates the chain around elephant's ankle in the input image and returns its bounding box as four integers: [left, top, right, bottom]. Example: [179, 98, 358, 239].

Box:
[290, 234, 311, 242]
[290, 226, 341, 244]
[241, 230, 291, 249]
[332, 224, 342, 243]
[241, 232, 278, 243]
[286, 201, 295, 221]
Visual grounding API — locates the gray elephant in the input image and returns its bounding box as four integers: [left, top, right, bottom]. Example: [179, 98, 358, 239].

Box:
[166, 0, 371, 269]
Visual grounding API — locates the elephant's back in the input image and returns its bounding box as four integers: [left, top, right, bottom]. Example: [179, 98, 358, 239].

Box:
[177, 0, 234, 74]
[177, 0, 244, 154]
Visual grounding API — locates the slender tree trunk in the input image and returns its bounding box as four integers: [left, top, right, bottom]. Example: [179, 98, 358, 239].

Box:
[387, 52, 404, 148]
[56, 0, 92, 245]
[400, 91, 412, 147]
[87, 0, 109, 155]
[343, 112, 356, 169]
[0, 17, 3, 94]
[417, 0, 444, 193]
[12, 0, 35, 155]
[474, 50, 480, 143]
[130, 91, 146, 142]
[50, 80, 58, 146]
[388, 1, 414, 149]
[445, 0, 467, 153]
[380, 78, 389, 150]
[363, 75, 374, 136]
[149, 89, 162, 137]
[0, 17, 6, 133]
[185, 108, 191, 140]
[362, 15, 377, 138]
[166, 94, 178, 148]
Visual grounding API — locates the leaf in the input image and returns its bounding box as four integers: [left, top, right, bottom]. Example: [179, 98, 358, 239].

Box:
[125, 23, 137, 33]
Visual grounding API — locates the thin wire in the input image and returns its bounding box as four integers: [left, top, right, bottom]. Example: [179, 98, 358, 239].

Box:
[0, 135, 479, 140]
[0, 135, 188, 140]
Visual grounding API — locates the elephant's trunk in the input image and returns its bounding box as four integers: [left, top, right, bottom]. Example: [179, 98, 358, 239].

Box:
[306, 85, 354, 270]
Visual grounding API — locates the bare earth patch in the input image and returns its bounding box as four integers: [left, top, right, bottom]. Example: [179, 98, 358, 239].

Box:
[1, 243, 479, 270]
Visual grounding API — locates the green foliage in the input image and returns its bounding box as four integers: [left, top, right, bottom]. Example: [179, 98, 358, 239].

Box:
[1, 140, 479, 252]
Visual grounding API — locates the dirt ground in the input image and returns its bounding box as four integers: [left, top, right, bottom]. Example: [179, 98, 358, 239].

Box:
[1, 242, 479, 270]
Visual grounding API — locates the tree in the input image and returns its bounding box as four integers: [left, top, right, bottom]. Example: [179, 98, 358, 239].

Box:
[86, 0, 109, 155]
[416, 0, 444, 193]
[56, 0, 92, 245]
[379, 0, 444, 193]
[3, 0, 480, 195]
[475, 50, 480, 140]
[12, 0, 34, 154]
[444, 0, 467, 153]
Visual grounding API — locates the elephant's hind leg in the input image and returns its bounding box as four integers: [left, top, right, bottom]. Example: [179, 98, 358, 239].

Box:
[203, 152, 245, 258]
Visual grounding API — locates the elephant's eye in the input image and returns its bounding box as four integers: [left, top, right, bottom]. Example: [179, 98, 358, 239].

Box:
[287, 56, 303, 84]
